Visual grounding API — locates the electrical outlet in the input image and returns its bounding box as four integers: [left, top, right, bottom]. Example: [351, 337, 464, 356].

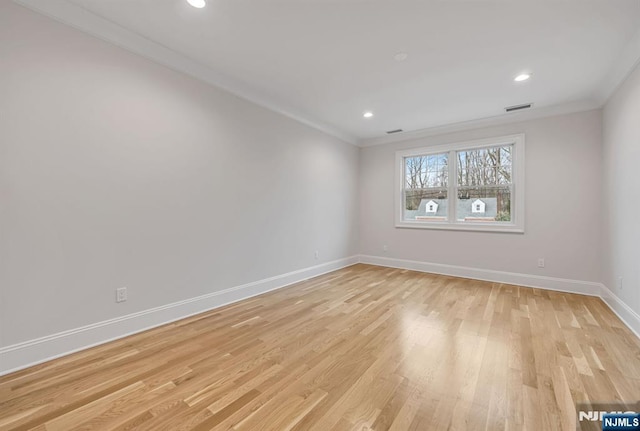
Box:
[314, 250, 319, 260]
[618, 277, 623, 290]
[383, 245, 388, 252]
[116, 287, 127, 303]
[537, 258, 545, 268]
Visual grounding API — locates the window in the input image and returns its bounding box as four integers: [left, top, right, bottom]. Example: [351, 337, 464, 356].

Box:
[395, 134, 524, 232]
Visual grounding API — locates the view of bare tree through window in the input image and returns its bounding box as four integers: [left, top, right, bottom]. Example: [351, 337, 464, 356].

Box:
[457, 145, 512, 222]
[403, 145, 513, 223]
[403, 153, 448, 218]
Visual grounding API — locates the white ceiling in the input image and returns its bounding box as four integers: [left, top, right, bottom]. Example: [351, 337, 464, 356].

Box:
[16, 0, 640, 145]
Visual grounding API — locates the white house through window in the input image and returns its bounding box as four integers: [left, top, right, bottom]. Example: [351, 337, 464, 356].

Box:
[472, 199, 485, 213]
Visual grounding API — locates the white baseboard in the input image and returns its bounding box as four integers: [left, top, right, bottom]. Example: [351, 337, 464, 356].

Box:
[599, 284, 640, 339]
[359, 255, 602, 296]
[358, 254, 640, 340]
[3, 255, 638, 376]
[0, 256, 359, 376]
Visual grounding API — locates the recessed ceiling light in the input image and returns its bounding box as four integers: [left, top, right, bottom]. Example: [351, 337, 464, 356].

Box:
[394, 52, 408, 62]
[187, 0, 206, 8]
[514, 73, 531, 82]
[363, 112, 374, 118]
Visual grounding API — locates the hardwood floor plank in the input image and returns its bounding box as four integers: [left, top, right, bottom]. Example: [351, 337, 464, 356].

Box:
[1, 264, 639, 431]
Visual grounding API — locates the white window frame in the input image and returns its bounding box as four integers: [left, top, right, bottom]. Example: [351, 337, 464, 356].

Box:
[395, 133, 525, 233]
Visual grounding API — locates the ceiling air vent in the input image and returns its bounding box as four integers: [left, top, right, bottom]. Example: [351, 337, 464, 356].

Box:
[386, 129, 404, 134]
[505, 103, 533, 113]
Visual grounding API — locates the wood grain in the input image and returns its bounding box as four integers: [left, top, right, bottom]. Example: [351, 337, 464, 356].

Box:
[1, 264, 639, 431]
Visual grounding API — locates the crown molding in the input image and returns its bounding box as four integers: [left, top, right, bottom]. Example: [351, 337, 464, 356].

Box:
[359, 100, 601, 147]
[11, 0, 638, 148]
[594, 25, 640, 105]
[11, 0, 359, 146]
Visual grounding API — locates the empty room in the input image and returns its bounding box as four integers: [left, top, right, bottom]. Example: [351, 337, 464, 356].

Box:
[1, 0, 639, 430]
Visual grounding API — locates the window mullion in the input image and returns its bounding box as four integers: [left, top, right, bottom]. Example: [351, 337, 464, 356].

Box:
[448, 149, 456, 223]
[510, 183, 515, 224]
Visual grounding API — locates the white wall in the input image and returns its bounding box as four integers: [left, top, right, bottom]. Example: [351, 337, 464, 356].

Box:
[359, 110, 603, 283]
[2, 1, 637, 374]
[0, 3, 359, 349]
[603, 62, 640, 316]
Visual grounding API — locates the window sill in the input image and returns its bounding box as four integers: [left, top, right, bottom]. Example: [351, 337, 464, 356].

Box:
[395, 221, 524, 233]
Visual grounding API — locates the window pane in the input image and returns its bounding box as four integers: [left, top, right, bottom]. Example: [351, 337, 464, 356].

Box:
[500, 146, 512, 165]
[456, 186, 511, 222]
[404, 153, 448, 189]
[403, 189, 448, 221]
[457, 145, 512, 187]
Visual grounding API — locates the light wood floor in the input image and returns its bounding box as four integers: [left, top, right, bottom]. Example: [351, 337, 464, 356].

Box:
[1, 264, 639, 431]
